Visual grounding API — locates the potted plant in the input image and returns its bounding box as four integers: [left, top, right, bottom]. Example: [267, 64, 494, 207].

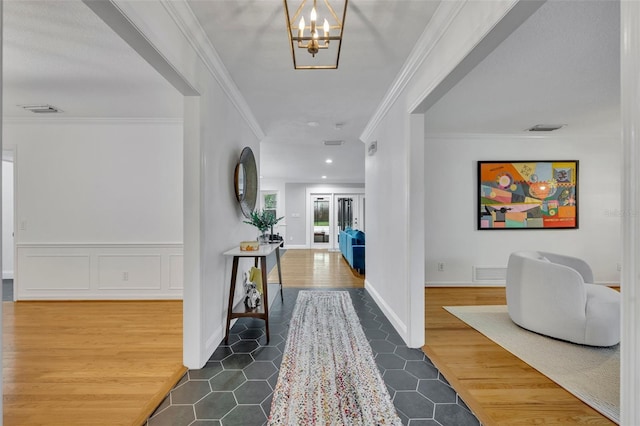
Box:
[244, 208, 284, 244]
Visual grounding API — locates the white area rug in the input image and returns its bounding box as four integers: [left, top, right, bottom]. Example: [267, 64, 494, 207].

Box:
[444, 305, 619, 424]
[269, 291, 401, 425]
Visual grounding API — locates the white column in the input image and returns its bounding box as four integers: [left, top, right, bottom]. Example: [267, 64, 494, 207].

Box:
[620, 2, 640, 424]
[1, 1, 4, 420]
[183, 96, 203, 368]
[407, 113, 425, 347]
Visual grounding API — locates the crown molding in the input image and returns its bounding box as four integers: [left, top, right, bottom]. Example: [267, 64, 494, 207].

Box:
[425, 131, 621, 141]
[160, 0, 266, 140]
[359, 1, 466, 143]
[3, 117, 183, 125]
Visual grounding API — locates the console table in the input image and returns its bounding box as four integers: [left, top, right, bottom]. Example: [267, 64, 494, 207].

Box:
[223, 243, 283, 344]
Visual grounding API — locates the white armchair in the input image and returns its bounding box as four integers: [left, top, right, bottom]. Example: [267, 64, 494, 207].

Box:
[506, 251, 620, 347]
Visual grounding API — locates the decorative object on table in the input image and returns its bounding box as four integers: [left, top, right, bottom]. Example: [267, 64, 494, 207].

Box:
[248, 266, 263, 294]
[269, 291, 401, 425]
[283, 0, 348, 70]
[478, 160, 578, 229]
[239, 240, 260, 251]
[269, 233, 284, 245]
[234, 147, 258, 218]
[243, 208, 284, 244]
[243, 270, 261, 310]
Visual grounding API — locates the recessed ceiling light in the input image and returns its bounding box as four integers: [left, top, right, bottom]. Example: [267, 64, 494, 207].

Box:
[321, 175, 327, 179]
[307, 121, 320, 127]
[325, 159, 333, 164]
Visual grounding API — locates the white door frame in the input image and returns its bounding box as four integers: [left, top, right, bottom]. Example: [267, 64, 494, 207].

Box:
[310, 194, 332, 249]
[305, 186, 365, 249]
[2, 146, 16, 301]
[334, 193, 366, 244]
[620, 3, 640, 423]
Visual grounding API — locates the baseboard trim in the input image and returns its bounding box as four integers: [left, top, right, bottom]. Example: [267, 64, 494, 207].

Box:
[16, 294, 182, 301]
[203, 325, 224, 368]
[426, 281, 506, 287]
[425, 281, 620, 287]
[365, 279, 408, 341]
[283, 245, 309, 250]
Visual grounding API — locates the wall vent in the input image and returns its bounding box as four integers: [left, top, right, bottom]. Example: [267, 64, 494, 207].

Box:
[472, 266, 507, 283]
[526, 124, 565, 132]
[19, 104, 63, 114]
[323, 140, 344, 146]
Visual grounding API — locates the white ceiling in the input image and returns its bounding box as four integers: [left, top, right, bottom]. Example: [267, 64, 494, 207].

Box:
[3, 1, 183, 119]
[186, 0, 440, 183]
[424, 0, 620, 137]
[2, 0, 620, 182]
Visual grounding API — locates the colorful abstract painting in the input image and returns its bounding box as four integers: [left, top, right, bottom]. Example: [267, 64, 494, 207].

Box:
[478, 161, 578, 230]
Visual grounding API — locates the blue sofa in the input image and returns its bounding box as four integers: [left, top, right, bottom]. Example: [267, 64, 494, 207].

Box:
[339, 228, 365, 273]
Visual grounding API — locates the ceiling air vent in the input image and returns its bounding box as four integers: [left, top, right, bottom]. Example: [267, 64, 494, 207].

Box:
[527, 124, 565, 132]
[19, 104, 63, 114]
[323, 140, 344, 146]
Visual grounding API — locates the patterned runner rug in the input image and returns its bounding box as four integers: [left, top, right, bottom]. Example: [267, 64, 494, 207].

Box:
[268, 291, 401, 425]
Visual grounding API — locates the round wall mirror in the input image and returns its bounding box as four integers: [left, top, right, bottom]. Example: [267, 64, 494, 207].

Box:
[236, 163, 245, 200]
[234, 147, 258, 218]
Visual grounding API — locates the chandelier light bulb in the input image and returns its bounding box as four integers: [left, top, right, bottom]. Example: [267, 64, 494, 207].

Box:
[310, 7, 317, 23]
[298, 16, 305, 34]
[324, 19, 330, 38]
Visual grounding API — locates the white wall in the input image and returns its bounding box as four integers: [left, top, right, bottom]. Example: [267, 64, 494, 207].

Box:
[3, 119, 184, 299]
[2, 160, 13, 279]
[361, 0, 530, 348]
[5, 120, 182, 243]
[109, 1, 264, 368]
[424, 135, 621, 285]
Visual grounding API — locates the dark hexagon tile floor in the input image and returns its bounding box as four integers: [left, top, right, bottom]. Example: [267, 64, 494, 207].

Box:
[146, 288, 480, 426]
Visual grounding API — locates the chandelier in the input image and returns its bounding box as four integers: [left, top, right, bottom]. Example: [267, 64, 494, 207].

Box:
[283, 0, 348, 70]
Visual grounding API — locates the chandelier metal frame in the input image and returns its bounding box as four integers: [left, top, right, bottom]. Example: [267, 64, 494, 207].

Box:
[283, 0, 348, 70]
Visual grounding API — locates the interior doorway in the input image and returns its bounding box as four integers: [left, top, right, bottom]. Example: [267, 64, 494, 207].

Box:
[335, 194, 365, 245]
[311, 195, 331, 248]
[2, 149, 15, 301]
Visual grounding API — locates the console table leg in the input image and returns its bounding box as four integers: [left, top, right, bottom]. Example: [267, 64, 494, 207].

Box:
[260, 256, 270, 344]
[225, 256, 239, 345]
[275, 246, 284, 302]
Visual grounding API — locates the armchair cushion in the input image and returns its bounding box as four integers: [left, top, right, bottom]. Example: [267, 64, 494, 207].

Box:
[506, 250, 620, 347]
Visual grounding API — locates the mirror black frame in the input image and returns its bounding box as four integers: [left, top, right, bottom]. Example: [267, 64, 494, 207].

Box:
[234, 147, 258, 218]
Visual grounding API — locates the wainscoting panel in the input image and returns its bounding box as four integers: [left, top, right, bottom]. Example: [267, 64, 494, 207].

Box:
[16, 244, 183, 300]
[21, 255, 91, 291]
[169, 254, 184, 290]
[97, 255, 162, 290]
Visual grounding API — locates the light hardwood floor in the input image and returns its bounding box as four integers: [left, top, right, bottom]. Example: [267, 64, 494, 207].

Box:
[423, 287, 614, 425]
[8, 253, 610, 425]
[2, 249, 359, 426]
[3, 300, 185, 426]
[269, 248, 364, 288]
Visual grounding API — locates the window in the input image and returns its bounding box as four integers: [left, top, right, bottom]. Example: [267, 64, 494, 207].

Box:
[263, 192, 278, 221]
